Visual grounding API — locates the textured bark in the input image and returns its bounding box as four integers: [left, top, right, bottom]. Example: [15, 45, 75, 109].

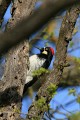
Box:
[0, 0, 11, 24]
[27, 5, 80, 120]
[0, 0, 37, 120]
[31, 57, 80, 93]
[0, 0, 79, 55]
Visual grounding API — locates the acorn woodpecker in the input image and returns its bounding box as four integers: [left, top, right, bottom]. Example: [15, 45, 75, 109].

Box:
[23, 47, 54, 95]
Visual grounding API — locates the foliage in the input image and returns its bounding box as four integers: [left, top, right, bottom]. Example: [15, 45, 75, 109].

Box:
[32, 67, 50, 76]
[69, 112, 80, 120]
[47, 83, 57, 97]
[35, 96, 49, 111]
[74, 58, 80, 64]
[69, 41, 74, 48]
[68, 88, 80, 105]
[68, 88, 76, 96]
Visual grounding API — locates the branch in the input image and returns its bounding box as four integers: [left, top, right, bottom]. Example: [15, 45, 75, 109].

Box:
[0, 0, 11, 24]
[0, 0, 79, 56]
[0, 0, 37, 120]
[27, 5, 80, 120]
[31, 57, 80, 93]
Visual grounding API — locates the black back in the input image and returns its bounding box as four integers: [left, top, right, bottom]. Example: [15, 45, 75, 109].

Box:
[22, 47, 53, 96]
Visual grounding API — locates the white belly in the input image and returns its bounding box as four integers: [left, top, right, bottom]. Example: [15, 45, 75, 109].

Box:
[25, 55, 46, 84]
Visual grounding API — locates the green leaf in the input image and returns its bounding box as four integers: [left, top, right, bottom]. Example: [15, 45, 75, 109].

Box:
[32, 67, 50, 76]
[47, 83, 57, 97]
[68, 88, 76, 96]
[69, 41, 74, 48]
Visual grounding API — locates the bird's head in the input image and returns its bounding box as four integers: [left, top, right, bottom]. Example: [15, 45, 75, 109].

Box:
[35, 46, 54, 60]
[40, 47, 54, 56]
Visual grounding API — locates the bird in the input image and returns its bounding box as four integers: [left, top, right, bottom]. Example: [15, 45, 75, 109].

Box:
[23, 46, 54, 96]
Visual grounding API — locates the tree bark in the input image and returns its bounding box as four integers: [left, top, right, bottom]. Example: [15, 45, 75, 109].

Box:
[0, 0, 79, 56]
[31, 57, 80, 93]
[27, 5, 80, 120]
[0, 0, 37, 120]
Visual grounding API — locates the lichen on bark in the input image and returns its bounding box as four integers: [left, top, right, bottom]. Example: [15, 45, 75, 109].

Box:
[27, 5, 80, 120]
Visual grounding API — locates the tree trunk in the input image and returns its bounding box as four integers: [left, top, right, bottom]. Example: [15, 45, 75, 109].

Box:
[0, 0, 37, 120]
[27, 5, 80, 120]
